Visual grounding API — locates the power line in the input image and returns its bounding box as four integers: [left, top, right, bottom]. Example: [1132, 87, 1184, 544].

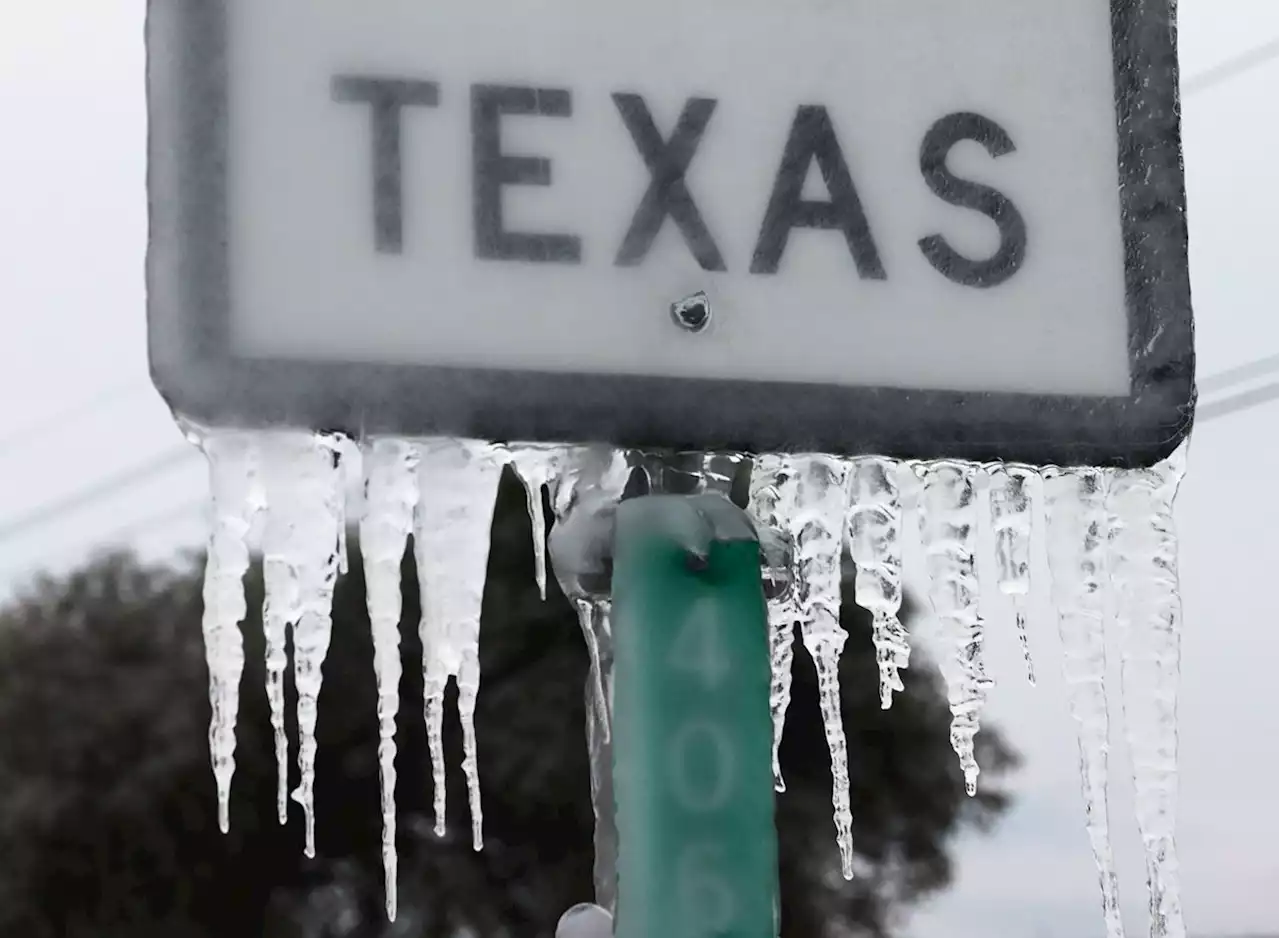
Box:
[1180, 40, 1278, 433]
[1195, 353, 1279, 422]
[0, 381, 149, 459]
[96, 498, 206, 547]
[1183, 38, 1279, 96]
[1197, 381, 1279, 423]
[1199, 353, 1279, 393]
[0, 446, 195, 545]
[0, 497, 208, 591]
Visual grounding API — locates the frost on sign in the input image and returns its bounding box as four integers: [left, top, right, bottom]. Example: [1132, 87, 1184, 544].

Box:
[151, 0, 1195, 935]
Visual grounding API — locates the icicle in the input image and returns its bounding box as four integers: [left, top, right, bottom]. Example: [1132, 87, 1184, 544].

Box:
[636, 450, 742, 496]
[359, 439, 420, 921]
[763, 601, 796, 792]
[573, 597, 612, 745]
[336, 486, 350, 577]
[547, 445, 631, 914]
[1108, 445, 1188, 938]
[197, 433, 261, 834]
[918, 461, 991, 796]
[549, 446, 632, 744]
[260, 432, 347, 857]
[1045, 466, 1125, 938]
[755, 455, 856, 878]
[550, 445, 632, 520]
[509, 445, 568, 601]
[689, 452, 742, 496]
[576, 594, 618, 912]
[847, 457, 909, 709]
[794, 456, 855, 878]
[987, 464, 1037, 685]
[413, 438, 507, 851]
[424, 690, 447, 840]
[747, 454, 799, 792]
[261, 501, 297, 826]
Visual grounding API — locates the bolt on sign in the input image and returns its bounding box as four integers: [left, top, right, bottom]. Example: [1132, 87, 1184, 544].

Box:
[147, 0, 1194, 467]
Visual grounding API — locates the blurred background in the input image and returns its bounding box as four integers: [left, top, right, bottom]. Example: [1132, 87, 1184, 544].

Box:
[0, 2, 1275, 937]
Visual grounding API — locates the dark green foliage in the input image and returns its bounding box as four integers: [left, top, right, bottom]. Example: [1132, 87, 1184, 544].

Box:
[0, 469, 1015, 937]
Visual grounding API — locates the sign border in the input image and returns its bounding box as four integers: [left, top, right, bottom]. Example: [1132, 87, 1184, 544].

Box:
[146, 0, 1195, 469]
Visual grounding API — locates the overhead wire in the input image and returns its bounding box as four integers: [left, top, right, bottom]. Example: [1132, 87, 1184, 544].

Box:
[1196, 382, 1279, 423]
[1180, 36, 1278, 433]
[93, 497, 207, 550]
[0, 381, 150, 460]
[1194, 354, 1280, 422]
[0, 446, 194, 545]
[1198, 353, 1279, 393]
[1182, 38, 1278, 97]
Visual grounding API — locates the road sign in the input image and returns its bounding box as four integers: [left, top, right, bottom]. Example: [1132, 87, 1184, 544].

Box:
[147, 0, 1194, 467]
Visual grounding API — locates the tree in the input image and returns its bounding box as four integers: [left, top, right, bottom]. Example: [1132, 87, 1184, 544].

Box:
[0, 469, 1015, 937]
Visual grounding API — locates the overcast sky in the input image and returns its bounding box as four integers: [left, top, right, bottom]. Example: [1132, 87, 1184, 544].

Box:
[0, 3, 1276, 937]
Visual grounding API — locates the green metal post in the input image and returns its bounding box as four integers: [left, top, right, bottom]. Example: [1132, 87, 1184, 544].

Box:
[612, 495, 780, 938]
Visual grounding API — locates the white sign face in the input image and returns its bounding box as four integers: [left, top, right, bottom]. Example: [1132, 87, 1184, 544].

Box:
[147, 0, 1194, 466]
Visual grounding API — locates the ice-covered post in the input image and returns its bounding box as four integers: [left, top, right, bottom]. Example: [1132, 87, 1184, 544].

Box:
[611, 494, 780, 938]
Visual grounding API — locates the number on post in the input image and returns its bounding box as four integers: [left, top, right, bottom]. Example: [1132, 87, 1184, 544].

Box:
[676, 842, 737, 936]
[668, 595, 730, 689]
[667, 718, 736, 812]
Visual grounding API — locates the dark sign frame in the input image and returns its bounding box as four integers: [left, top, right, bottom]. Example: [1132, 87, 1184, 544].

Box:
[146, 0, 1195, 468]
